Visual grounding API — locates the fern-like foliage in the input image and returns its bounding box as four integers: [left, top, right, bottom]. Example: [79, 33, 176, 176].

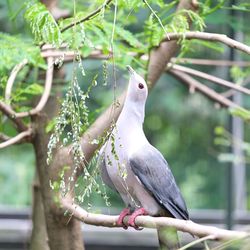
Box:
[24, 1, 62, 46]
[0, 32, 44, 76]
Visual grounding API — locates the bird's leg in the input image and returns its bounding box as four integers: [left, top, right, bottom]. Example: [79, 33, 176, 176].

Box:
[128, 207, 148, 230]
[117, 208, 131, 229]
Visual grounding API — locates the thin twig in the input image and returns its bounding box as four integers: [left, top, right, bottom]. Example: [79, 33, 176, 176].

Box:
[171, 58, 250, 67]
[5, 59, 28, 103]
[179, 235, 215, 250]
[163, 32, 250, 55]
[168, 69, 241, 109]
[222, 76, 250, 98]
[62, 201, 248, 241]
[0, 101, 27, 131]
[15, 57, 54, 118]
[0, 128, 32, 149]
[211, 236, 247, 250]
[170, 64, 250, 96]
[143, 0, 169, 40]
[61, 0, 113, 33]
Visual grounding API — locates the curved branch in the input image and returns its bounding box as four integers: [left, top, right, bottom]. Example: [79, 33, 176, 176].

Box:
[168, 69, 241, 109]
[5, 59, 28, 103]
[0, 101, 27, 131]
[170, 64, 250, 95]
[163, 32, 250, 55]
[62, 201, 248, 241]
[15, 57, 54, 118]
[179, 235, 215, 250]
[61, 0, 113, 33]
[0, 128, 32, 149]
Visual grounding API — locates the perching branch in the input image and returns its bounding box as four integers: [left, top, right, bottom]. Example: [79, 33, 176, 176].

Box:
[163, 32, 250, 55]
[62, 201, 248, 242]
[5, 59, 28, 103]
[170, 64, 250, 96]
[0, 128, 33, 149]
[61, 0, 113, 33]
[168, 69, 241, 109]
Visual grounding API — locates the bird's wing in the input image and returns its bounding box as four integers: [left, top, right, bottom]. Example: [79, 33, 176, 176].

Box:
[98, 148, 117, 192]
[129, 145, 189, 220]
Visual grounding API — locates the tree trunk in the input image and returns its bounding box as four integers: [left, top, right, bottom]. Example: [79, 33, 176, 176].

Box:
[30, 172, 49, 250]
[32, 113, 84, 250]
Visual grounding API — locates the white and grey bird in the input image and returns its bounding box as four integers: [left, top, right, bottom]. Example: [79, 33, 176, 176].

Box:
[99, 66, 189, 249]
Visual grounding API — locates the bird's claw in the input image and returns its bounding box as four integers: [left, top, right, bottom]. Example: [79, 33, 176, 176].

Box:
[117, 208, 131, 229]
[128, 218, 143, 231]
[127, 208, 148, 231]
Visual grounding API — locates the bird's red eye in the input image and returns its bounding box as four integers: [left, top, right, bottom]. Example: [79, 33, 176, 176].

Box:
[138, 83, 144, 89]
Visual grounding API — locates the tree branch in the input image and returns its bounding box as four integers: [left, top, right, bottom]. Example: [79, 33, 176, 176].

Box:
[0, 100, 27, 131]
[168, 69, 241, 109]
[41, 49, 109, 61]
[5, 59, 28, 103]
[15, 57, 54, 118]
[62, 201, 248, 241]
[179, 235, 215, 250]
[61, 0, 113, 33]
[171, 58, 250, 67]
[0, 128, 33, 149]
[222, 76, 250, 98]
[163, 32, 250, 55]
[170, 64, 250, 95]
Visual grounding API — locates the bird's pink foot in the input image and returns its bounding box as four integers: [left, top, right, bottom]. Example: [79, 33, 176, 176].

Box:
[128, 208, 148, 230]
[117, 208, 131, 229]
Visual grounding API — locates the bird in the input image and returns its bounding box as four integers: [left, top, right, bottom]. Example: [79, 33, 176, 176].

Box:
[98, 65, 189, 249]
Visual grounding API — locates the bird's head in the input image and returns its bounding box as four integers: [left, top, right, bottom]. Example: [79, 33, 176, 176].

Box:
[126, 65, 148, 104]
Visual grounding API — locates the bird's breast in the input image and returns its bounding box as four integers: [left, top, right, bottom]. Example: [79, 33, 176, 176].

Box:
[103, 132, 163, 215]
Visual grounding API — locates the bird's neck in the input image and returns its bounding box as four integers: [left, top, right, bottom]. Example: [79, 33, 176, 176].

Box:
[121, 100, 145, 125]
[116, 105, 147, 154]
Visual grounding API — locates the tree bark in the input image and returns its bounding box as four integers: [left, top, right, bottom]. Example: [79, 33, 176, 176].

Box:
[30, 172, 49, 250]
[32, 113, 84, 250]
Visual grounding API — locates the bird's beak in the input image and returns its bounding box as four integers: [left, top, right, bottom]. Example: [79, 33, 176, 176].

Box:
[126, 65, 135, 75]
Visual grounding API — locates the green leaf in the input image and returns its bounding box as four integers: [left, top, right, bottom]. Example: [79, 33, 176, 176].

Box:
[12, 83, 44, 102]
[230, 107, 250, 121]
[214, 126, 225, 136]
[0, 32, 45, 75]
[24, 1, 62, 46]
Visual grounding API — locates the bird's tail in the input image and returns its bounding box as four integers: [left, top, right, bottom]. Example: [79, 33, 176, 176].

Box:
[157, 226, 180, 250]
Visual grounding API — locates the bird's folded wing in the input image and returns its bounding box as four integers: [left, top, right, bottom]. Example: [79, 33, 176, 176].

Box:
[98, 149, 117, 192]
[129, 145, 189, 220]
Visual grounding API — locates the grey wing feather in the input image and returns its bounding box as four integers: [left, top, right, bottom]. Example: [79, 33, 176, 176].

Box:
[129, 145, 189, 220]
[98, 150, 117, 192]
